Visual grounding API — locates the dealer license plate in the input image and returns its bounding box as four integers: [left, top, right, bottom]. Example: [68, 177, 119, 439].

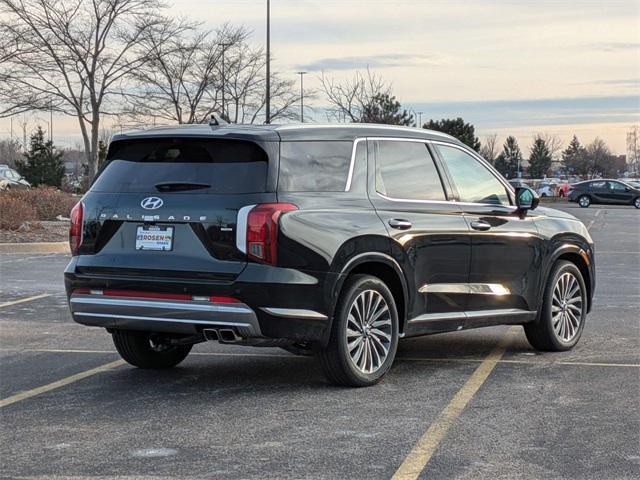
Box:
[135, 225, 174, 251]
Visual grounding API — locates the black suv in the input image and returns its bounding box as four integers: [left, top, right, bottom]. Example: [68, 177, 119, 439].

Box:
[65, 124, 595, 387]
[568, 179, 640, 208]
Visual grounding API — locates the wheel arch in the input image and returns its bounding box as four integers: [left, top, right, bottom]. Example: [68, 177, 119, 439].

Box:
[544, 243, 594, 313]
[330, 253, 409, 337]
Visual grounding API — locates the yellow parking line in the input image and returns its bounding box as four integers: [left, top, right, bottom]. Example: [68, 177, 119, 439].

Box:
[0, 360, 125, 408]
[0, 293, 51, 308]
[391, 327, 518, 480]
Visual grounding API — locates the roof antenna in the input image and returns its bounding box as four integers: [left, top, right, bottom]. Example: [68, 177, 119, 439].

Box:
[209, 114, 228, 127]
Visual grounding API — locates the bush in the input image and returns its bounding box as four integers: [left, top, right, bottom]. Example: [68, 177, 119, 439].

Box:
[0, 187, 78, 230]
[0, 196, 38, 230]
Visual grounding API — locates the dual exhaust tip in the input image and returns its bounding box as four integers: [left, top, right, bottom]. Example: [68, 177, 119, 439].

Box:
[203, 328, 242, 343]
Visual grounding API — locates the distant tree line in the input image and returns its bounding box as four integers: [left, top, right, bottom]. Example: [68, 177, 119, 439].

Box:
[0, 1, 635, 182]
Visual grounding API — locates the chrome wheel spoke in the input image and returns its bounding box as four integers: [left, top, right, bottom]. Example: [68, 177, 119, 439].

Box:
[346, 290, 393, 375]
[551, 271, 583, 343]
[347, 336, 363, 352]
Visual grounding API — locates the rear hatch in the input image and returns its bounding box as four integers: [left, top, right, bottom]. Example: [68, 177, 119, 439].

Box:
[76, 137, 277, 281]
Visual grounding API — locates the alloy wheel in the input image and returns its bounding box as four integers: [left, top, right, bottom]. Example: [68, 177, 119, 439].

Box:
[345, 289, 392, 374]
[579, 196, 590, 207]
[551, 272, 583, 343]
[634, 197, 640, 209]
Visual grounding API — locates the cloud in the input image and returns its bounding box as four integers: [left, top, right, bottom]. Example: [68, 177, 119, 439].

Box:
[406, 95, 640, 129]
[592, 42, 640, 52]
[297, 54, 446, 72]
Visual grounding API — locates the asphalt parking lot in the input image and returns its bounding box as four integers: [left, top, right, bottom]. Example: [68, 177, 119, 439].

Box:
[1, 204, 638, 479]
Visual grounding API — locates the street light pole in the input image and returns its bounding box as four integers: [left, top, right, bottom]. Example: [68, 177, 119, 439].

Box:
[219, 43, 231, 121]
[296, 71, 307, 122]
[265, 0, 271, 124]
[417, 111, 423, 128]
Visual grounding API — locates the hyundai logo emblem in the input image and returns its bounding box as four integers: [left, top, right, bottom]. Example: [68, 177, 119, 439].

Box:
[140, 197, 164, 210]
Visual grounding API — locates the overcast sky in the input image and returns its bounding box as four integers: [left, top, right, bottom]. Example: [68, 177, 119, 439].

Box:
[3, 0, 638, 154]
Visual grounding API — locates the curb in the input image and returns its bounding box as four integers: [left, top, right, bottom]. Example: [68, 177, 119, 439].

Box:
[0, 242, 70, 254]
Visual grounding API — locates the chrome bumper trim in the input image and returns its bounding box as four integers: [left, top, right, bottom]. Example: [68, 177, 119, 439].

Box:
[261, 307, 328, 320]
[69, 294, 261, 336]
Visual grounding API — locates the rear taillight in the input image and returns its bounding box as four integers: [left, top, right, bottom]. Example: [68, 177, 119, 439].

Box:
[69, 201, 84, 256]
[246, 203, 298, 265]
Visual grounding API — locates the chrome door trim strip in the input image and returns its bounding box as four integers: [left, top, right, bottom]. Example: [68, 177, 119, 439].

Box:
[418, 283, 511, 295]
[409, 312, 464, 323]
[408, 308, 534, 324]
[465, 308, 534, 319]
[261, 307, 328, 320]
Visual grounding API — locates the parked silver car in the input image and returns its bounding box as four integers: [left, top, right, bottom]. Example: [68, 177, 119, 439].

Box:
[0, 165, 30, 190]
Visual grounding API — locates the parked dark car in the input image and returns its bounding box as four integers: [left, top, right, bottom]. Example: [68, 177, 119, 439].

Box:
[65, 124, 595, 386]
[568, 179, 640, 208]
[0, 165, 30, 190]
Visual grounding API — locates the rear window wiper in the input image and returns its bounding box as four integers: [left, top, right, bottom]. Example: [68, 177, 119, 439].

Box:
[155, 182, 211, 192]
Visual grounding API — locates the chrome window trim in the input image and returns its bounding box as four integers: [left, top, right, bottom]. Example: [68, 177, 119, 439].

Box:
[236, 204, 256, 253]
[364, 136, 517, 209]
[344, 138, 366, 191]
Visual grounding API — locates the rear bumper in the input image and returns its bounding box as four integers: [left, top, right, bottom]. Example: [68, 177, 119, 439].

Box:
[69, 293, 262, 337]
[64, 258, 338, 344]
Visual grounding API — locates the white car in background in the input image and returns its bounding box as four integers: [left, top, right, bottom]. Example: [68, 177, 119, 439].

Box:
[536, 182, 554, 197]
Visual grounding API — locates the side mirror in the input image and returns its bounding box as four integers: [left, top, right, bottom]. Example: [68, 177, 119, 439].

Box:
[515, 187, 539, 212]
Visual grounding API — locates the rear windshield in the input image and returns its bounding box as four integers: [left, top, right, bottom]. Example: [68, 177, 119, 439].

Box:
[92, 138, 269, 194]
[278, 141, 352, 192]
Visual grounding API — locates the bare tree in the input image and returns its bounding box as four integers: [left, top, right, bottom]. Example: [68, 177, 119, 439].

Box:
[209, 40, 301, 124]
[127, 23, 248, 125]
[540, 133, 564, 161]
[0, 0, 169, 178]
[128, 23, 301, 125]
[480, 133, 499, 164]
[320, 68, 391, 122]
[0, 139, 22, 167]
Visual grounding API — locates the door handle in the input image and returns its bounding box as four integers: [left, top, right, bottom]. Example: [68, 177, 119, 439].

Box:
[388, 219, 412, 230]
[470, 220, 492, 231]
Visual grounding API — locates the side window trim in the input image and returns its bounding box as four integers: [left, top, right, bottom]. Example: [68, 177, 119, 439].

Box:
[369, 137, 451, 203]
[430, 140, 515, 207]
[344, 138, 366, 191]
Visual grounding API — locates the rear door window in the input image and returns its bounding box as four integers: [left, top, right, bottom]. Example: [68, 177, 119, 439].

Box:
[92, 139, 269, 194]
[375, 140, 446, 201]
[278, 141, 352, 192]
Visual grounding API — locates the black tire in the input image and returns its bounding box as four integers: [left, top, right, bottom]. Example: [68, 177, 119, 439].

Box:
[524, 260, 587, 351]
[578, 195, 591, 208]
[318, 274, 399, 387]
[112, 330, 192, 369]
[634, 197, 640, 209]
[280, 342, 315, 356]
